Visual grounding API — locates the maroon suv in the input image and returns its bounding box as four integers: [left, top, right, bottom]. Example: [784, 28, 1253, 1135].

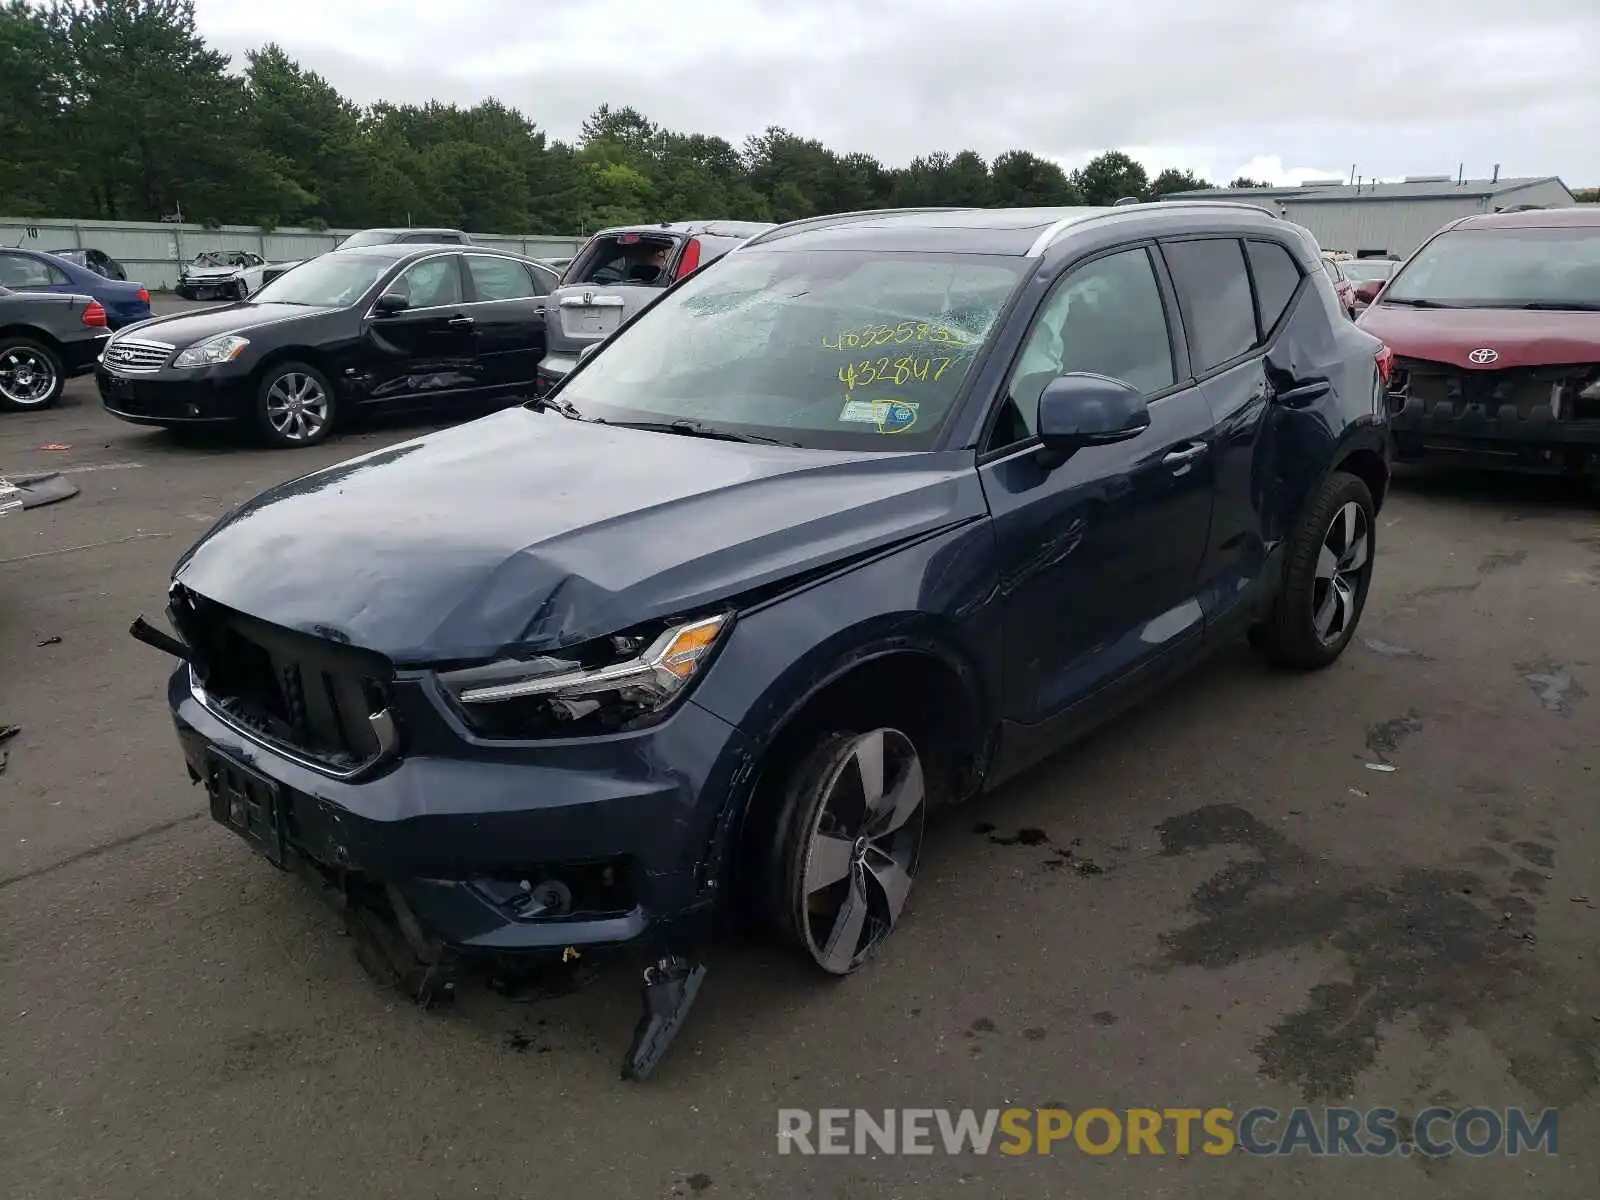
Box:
[1357, 208, 1600, 478]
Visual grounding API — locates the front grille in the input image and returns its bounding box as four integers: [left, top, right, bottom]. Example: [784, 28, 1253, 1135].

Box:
[170, 586, 398, 776]
[102, 338, 174, 374]
[1392, 357, 1600, 422]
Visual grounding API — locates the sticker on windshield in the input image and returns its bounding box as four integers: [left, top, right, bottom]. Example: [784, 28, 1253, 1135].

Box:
[839, 398, 919, 434]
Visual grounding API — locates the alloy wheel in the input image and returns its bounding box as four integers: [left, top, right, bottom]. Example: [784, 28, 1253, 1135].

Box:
[798, 728, 926, 974]
[0, 345, 58, 407]
[264, 371, 329, 442]
[1312, 500, 1370, 645]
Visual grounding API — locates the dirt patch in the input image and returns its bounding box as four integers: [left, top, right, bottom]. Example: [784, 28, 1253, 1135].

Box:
[1155, 804, 1597, 1105]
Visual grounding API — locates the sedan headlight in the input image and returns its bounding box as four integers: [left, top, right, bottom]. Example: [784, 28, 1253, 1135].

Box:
[173, 334, 250, 368]
[436, 613, 730, 738]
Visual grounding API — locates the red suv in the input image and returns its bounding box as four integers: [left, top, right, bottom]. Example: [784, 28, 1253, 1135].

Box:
[1357, 208, 1600, 479]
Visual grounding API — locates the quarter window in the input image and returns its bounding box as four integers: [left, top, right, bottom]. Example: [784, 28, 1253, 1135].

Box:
[990, 246, 1176, 449]
[466, 255, 538, 301]
[1245, 240, 1304, 335]
[1161, 238, 1257, 372]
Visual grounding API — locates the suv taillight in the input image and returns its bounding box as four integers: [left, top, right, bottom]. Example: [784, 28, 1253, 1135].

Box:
[136, 286, 150, 304]
[1375, 345, 1394, 388]
[82, 301, 108, 327]
[675, 238, 702, 280]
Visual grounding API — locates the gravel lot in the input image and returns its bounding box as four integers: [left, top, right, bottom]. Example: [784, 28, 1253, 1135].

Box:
[2, 316, 1597, 1198]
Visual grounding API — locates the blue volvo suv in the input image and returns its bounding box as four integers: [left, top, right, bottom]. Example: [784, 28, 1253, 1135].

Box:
[134, 203, 1391, 1079]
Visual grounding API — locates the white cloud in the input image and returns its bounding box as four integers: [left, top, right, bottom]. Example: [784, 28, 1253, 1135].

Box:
[193, 0, 1599, 186]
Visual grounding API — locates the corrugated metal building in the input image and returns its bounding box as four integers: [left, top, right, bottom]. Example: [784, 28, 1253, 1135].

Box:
[1162, 175, 1576, 259]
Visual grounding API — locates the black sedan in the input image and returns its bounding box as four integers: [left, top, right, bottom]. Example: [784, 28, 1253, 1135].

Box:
[96, 245, 560, 448]
[0, 284, 112, 411]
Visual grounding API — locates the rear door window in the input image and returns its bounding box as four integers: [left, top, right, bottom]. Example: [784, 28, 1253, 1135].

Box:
[1160, 238, 1258, 372]
[1244, 239, 1304, 336]
[466, 254, 539, 301]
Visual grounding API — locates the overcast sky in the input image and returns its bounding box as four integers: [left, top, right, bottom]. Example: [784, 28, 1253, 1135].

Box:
[196, 0, 1598, 187]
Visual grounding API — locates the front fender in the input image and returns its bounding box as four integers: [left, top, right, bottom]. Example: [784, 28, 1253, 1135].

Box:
[689, 516, 1002, 755]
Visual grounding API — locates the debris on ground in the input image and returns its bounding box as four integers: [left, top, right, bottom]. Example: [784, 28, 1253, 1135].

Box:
[9, 473, 80, 510]
[36, 636, 62, 647]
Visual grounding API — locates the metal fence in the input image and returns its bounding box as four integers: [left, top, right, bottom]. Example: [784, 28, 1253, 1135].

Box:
[1, 216, 589, 289]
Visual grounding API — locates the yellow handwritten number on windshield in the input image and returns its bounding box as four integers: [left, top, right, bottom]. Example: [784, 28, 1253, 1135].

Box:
[838, 355, 954, 392]
[821, 322, 976, 352]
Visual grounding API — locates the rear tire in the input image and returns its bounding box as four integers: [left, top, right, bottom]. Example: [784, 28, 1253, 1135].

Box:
[0, 336, 65, 411]
[252, 360, 336, 449]
[1250, 470, 1376, 670]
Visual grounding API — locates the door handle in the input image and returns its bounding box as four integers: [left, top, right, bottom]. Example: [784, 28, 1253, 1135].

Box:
[1162, 442, 1208, 468]
[447, 315, 475, 328]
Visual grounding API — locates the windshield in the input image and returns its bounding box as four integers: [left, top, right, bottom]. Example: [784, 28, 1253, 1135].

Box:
[554, 249, 1027, 449]
[337, 230, 401, 249]
[1341, 260, 1398, 283]
[1382, 228, 1600, 309]
[248, 253, 392, 307]
[191, 251, 231, 267]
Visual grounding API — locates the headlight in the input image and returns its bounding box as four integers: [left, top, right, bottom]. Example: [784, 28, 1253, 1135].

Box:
[173, 334, 250, 368]
[435, 613, 730, 738]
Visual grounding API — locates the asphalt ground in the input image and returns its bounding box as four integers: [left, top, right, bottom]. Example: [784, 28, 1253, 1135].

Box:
[2, 300, 1597, 1197]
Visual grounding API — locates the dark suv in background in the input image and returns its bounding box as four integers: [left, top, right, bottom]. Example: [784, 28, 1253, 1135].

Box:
[136, 202, 1389, 1081]
[535, 219, 775, 392]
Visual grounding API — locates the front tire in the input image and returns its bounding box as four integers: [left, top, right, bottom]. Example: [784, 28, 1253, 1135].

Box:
[1250, 470, 1376, 670]
[0, 337, 65, 412]
[252, 361, 336, 448]
[767, 727, 928, 975]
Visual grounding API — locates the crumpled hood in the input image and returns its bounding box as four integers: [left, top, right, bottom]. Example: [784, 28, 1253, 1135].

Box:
[173, 407, 986, 664]
[1358, 304, 1600, 370]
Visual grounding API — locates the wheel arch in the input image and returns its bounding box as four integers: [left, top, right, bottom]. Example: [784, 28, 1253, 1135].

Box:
[718, 624, 995, 910]
[0, 324, 64, 355]
[1333, 443, 1389, 513]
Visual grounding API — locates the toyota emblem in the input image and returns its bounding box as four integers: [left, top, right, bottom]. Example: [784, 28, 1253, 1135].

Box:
[1467, 347, 1499, 365]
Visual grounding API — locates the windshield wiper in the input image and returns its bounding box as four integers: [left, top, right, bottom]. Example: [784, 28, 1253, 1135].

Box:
[1380, 297, 1456, 308]
[526, 392, 582, 419]
[1517, 300, 1600, 312]
[602, 418, 802, 447]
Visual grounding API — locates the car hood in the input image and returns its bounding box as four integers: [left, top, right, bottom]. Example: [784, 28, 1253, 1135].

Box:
[172, 407, 985, 664]
[1357, 304, 1600, 370]
[117, 303, 323, 346]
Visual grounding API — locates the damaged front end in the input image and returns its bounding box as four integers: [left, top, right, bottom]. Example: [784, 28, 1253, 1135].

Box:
[1387, 357, 1600, 474]
[128, 580, 759, 1082]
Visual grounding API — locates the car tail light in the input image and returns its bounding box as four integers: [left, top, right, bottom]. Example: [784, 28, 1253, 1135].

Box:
[1375, 345, 1394, 388]
[675, 237, 702, 280]
[136, 287, 150, 304]
[81, 301, 108, 327]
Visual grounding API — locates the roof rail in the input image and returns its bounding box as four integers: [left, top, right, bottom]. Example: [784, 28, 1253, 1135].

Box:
[737, 207, 979, 249]
[1026, 198, 1281, 256]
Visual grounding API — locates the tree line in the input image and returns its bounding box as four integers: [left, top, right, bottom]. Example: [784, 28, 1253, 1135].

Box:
[14, 1, 1583, 236]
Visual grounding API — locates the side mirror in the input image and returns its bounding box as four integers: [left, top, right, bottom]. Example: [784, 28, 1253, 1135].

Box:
[578, 341, 602, 362]
[1035, 373, 1151, 464]
[1354, 280, 1384, 304]
[373, 292, 409, 315]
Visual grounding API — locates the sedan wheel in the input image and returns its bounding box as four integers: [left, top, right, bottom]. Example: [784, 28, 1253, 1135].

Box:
[0, 338, 65, 411]
[774, 728, 927, 975]
[254, 362, 335, 448]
